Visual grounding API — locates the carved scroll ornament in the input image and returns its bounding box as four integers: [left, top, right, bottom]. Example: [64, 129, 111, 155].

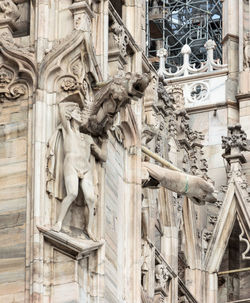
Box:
[0, 65, 26, 101]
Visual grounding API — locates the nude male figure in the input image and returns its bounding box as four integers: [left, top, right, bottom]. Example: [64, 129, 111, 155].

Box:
[52, 102, 107, 240]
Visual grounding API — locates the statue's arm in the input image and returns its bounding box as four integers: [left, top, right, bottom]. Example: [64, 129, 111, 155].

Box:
[90, 138, 107, 162]
[59, 103, 71, 132]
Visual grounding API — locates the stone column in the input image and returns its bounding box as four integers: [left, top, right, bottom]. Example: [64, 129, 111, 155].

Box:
[222, 0, 239, 102]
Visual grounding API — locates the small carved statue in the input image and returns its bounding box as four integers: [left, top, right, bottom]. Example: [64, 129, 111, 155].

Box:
[0, 0, 20, 21]
[155, 264, 171, 290]
[142, 162, 217, 204]
[47, 102, 107, 240]
[244, 32, 250, 70]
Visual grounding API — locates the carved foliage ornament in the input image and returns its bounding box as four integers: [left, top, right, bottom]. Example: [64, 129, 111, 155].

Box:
[222, 124, 248, 155]
[0, 65, 26, 101]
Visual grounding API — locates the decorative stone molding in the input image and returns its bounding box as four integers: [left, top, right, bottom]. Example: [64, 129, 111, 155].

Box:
[157, 82, 177, 137]
[209, 215, 218, 225]
[37, 225, 104, 260]
[203, 231, 212, 242]
[186, 81, 209, 104]
[0, 24, 36, 98]
[157, 39, 227, 79]
[239, 220, 250, 260]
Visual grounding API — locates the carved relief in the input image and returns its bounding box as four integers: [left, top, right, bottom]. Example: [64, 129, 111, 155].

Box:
[60, 76, 78, 92]
[0, 65, 27, 101]
[109, 19, 129, 58]
[186, 81, 209, 104]
[239, 220, 250, 260]
[209, 215, 218, 225]
[203, 231, 212, 242]
[155, 264, 171, 291]
[167, 85, 184, 109]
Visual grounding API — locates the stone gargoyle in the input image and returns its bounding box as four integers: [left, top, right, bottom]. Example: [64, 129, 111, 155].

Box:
[142, 162, 217, 205]
[86, 71, 151, 136]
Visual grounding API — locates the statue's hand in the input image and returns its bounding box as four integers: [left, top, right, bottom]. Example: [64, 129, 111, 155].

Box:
[65, 111, 71, 120]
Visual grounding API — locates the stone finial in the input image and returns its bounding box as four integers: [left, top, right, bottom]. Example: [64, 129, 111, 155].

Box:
[181, 44, 191, 55]
[204, 39, 216, 51]
[222, 124, 248, 164]
[222, 124, 247, 153]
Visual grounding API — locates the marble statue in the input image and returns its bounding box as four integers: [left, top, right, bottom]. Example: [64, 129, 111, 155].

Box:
[48, 102, 107, 240]
[244, 32, 250, 70]
[142, 162, 217, 204]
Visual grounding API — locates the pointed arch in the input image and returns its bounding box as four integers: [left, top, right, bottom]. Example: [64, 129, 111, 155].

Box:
[205, 181, 250, 273]
[39, 30, 103, 92]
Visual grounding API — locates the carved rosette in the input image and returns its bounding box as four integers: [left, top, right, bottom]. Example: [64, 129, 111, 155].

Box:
[60, 76, 79, 92]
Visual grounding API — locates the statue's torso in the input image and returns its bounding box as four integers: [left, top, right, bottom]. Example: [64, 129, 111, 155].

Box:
[62, 128, 93, 176]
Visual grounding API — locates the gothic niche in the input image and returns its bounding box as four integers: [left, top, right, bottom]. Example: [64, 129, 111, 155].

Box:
[45, 32, 150, 241]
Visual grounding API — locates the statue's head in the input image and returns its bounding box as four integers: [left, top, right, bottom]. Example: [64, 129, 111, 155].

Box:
[126, 72, 151, 99]
[65, 102, 82, 124]
[71, 107, 82, 124]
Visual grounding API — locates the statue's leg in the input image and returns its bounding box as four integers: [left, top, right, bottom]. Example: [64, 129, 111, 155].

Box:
[52, 168, 79, 232]
[80, 173, 96, 241]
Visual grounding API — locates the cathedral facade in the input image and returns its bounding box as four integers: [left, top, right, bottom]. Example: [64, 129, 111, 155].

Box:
[0, 1, 250, 303]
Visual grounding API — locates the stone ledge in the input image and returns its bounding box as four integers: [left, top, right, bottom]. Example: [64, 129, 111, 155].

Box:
[37, 225, 104, 260]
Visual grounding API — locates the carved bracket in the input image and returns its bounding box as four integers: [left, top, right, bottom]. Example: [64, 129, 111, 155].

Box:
[37, 225, 104, 260]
